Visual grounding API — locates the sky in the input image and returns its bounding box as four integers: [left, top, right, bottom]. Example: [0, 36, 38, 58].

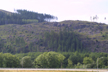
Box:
[0, 0, 108, 24]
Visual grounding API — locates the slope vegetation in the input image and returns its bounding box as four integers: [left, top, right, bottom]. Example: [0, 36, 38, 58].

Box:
[0, 20, 108, 53]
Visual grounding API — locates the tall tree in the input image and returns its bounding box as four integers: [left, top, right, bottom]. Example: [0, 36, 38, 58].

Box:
[20, 56, 33, 68]
[34, 51, 65, 68]
[3, 53, 20, 68]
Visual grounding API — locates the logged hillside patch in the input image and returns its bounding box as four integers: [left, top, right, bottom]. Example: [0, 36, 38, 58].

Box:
[0, 20, 108, 53]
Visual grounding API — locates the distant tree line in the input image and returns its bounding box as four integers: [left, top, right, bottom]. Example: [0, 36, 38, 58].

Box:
[16, 10, 57, 22]
[0, 9, 57, 25]
[0, 51, 108, 68]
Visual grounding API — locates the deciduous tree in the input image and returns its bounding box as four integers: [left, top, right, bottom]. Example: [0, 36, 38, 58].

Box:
[20, 56, 33, 68]
[34, 51, 65, 68]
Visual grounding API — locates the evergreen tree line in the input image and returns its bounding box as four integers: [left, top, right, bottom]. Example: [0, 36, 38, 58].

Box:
[0, 9, 57, 25]
[0, 11, 24, 24]
[42, 29, 84, 52]
[16, 10, 56, 22]
[0, 51, 108, 68]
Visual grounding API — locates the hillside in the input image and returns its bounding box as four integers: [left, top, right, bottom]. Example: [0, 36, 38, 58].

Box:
[0, 9, 12, 15]
[0, 19, 108, 53]
[60, 20, 108, 52]
[0, 10, 108, 53]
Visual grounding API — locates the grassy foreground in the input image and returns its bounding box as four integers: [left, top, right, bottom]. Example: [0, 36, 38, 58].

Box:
[0, 70, 95, 72]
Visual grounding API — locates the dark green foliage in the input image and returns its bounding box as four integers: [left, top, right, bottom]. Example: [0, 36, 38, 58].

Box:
[0, 9, 57, 25]
[1, 53, 20, 68]
[20, 56, 33, 68]
[0, 12, 23, 25]
[15, 52, 108, 68]
[16, 10, 56, 22]
[0, 51, 108, 68]
[42, 29, 84, 52]
[0, 53, 4, 67]
[68, 51, 84, 65]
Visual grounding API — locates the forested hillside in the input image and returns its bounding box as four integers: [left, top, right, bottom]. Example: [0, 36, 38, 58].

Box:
[0, 23, 85, 53]
[0, 10, 108, 53]
[0, 9, 57, 25]
[1, 9, 108, 68]
[0, 20, 108, 53]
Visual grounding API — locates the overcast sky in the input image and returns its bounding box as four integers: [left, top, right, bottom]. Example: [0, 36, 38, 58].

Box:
[0, 0, 108, 24]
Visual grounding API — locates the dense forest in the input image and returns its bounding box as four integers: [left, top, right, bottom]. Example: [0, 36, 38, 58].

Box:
[0, 9, 57, 25]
